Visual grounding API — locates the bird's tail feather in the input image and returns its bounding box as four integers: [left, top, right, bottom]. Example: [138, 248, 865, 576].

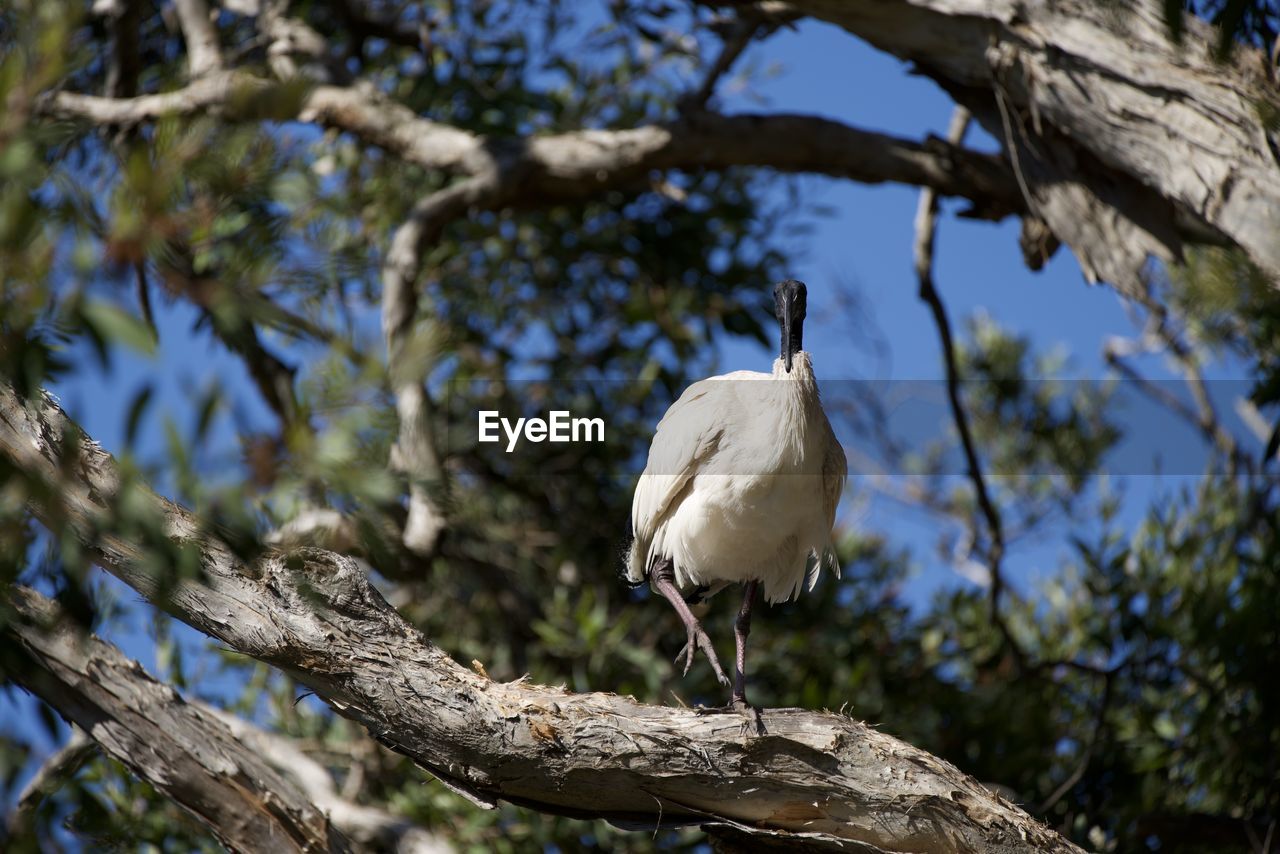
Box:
[617, 515, 646, 589]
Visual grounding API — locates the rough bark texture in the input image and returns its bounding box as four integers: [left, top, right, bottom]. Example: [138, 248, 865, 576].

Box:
[203, 702, 452, 854]
[790, 0, 1280, 292]
[0, 587, 353, 854]
[0, 384, 1082, 853]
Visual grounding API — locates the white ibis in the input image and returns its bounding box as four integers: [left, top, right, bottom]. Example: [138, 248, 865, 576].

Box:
[626, 279, 847, 709]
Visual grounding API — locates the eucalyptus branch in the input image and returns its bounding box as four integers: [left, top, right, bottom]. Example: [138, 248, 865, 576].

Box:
[382, 177, 502, 558]
[39, 77, 1025, 222]
[1, 587, 353, 854]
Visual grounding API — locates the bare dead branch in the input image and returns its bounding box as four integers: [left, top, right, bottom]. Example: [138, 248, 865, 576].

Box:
[1, 586, 353, 854]
[0, 383, 1083, 853]
[912, 106, 1022, 669]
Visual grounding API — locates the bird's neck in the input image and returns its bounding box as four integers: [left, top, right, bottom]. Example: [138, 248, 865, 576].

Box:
[770, 352, 821, 445]
[771, 351, 818, 389]
[757, 353, 819, 468]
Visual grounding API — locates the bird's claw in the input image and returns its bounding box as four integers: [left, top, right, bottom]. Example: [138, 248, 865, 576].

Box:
[675, 639, 695, 676]
[739, 710, 766, 737]
[675, 626, 730, 686]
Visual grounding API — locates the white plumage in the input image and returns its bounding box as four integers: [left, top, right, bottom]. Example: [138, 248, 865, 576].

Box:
[626, 352, 845, 603]
[626, 279, 846, 709]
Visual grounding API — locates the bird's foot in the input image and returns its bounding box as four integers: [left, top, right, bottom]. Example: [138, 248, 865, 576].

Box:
[730, 695, 767, 736]
[675, 625, 730, 686]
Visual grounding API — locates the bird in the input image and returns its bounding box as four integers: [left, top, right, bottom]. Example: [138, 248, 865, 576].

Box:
[626, 279, 847, 711]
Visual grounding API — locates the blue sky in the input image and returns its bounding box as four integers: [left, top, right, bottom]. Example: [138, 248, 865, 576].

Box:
[2, 10, 1260, 823]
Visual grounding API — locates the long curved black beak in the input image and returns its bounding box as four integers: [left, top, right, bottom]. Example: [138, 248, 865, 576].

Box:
[780, 290, 795, 373]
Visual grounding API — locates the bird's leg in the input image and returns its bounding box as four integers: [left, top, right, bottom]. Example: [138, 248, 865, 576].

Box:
[732, 580, 758, 708]
[651, 559, 730, 686]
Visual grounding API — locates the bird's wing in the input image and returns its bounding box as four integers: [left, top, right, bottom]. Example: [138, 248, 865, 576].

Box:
[821, 413, 847, 533]
[815, 412, 848, 584]
[630, 378, 735, 551]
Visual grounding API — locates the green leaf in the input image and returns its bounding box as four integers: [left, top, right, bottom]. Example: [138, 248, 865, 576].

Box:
[124, 383, 154, 449]
[80, 300, 157, 357]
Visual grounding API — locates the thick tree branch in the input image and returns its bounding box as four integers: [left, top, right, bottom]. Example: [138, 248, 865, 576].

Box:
[0, 587, 353, 854]
[785, 0, 1280, 290]
[39, 77, 1024, 221]
[202, 702, 453, 854]
[0, 384, 1083, 853]
[2, 586, 451, 853]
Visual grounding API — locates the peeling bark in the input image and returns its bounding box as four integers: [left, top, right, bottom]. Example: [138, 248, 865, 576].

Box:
[789, 0, 1280, 290]
[0, 385, 1082, 853]
[0, 587, 353, 854]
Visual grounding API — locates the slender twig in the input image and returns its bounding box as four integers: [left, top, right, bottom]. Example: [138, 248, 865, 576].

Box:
[684, 19, 762, 111]
[153, 245, 304, 432]
[1110, 289, 1253, 474]
[4, 728, 96, 839]
[913, 105, 1021, 668]
[1037, 669, 1115, 814]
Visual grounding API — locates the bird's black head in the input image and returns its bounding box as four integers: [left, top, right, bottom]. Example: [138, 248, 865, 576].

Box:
[773, 279, 807, 373]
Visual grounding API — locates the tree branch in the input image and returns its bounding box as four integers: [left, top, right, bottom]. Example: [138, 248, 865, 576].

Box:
[0, 586, 353, 854]
[3, 727, 95, 841]
[785, 0, 1280, 290]
[200, 701, 452, 854]
[0, 383, 1083, 853]
[96, 0, 143, 98]
[172, 0, 224, 78]
[381, 178, 501, 558]
[39, 77, 1025, 221]
[912, 106, 1022, 670]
